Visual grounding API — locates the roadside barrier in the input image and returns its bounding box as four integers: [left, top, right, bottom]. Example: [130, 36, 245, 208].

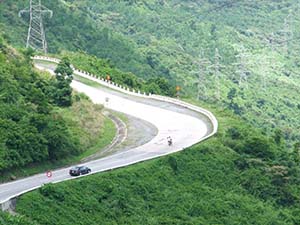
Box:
[33, 55, 218, 138]
[0, 56, 218, 210]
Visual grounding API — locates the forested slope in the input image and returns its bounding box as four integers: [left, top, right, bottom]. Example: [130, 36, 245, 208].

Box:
[0, 211, 36, 225]
[0, 39, 111, 179]
[61, 51, 175, 96]
[12, 107, 300, 225]
[1, 0, 299, 147]
[0, 41, 75, 172]
[0, 1, 300, 224]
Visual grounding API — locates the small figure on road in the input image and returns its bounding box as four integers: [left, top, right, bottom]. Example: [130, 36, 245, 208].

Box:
[167, 136, 172, 146]
[105, 97, 110, 107]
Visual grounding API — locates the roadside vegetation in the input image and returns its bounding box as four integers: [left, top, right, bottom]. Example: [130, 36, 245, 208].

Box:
[2, 0, 299, 147]
[12, 105, 300, 225]
[0, 1, 300, 224]
[61, 51, 176, 96]
[0, 211, 36, 225]
[0, 40, 116, 182]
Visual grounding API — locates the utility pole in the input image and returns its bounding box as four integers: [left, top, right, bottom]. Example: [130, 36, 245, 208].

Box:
[191, 49, 211, 101]
[255, 55, 269, 91]
[213, 48, 222, 100]
[234, 46, 250, 89]
[278, 12, 293, 56]
[19, 0, 53, 53]
[266, 32, 276, 52]
[261, 66, 267, 90]
[283, 13, 292, 55]
[195, 51, 210, 100]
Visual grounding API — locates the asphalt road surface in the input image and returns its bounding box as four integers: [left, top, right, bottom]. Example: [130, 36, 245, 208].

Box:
[0, 62, 213, 204]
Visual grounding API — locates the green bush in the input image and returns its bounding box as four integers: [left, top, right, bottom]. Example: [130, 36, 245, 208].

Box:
[15, 112, 300, 225]
[0, 42, 81, 173]
[64, 52, 175, 96]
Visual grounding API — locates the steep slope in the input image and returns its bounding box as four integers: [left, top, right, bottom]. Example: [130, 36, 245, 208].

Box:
[0, 40, 113, 180]
[0, 1, 159, 78]
[0, 0, 299, 147]
[0, 211, 36, 225]
[62, 0, 300, 147]
[13, 108, 300, 225]
[0, 2, 299, 223]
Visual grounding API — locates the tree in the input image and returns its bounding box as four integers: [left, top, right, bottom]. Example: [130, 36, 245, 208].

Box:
[227, 88, 237, 101]
[54, 57, 73, 107]
[43, 118, 80, 161]
[243, 136, 276, 160]
[273, 129, 283, 145]
[292, 142, 300, 163]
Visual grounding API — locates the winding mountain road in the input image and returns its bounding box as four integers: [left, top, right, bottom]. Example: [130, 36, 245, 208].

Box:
[0, 58, 217, 210]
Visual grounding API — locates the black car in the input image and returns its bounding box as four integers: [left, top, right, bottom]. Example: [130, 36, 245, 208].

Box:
[69, 166, 91, 176]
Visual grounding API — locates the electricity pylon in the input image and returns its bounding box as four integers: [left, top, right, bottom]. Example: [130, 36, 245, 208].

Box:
[234, 46, 251, 89]
[191, 50, 211, 101]
[19, 0, 53, 53]
[266, 32, 276, 52]
[196, 56, 210, 101]
[213, 48, 223, 100]
[276, 12, 293, 56]
[283, 13, 293, 55]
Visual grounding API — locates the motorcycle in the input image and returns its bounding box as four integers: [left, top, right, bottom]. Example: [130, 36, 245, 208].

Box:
[167, 137, 172, 146]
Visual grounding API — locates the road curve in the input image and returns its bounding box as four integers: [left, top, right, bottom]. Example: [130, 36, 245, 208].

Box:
[0, 58, 217, 207]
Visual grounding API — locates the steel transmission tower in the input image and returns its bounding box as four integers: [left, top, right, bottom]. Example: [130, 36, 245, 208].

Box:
[234, 46, 250, 89]
[195, 52, 210, 101]
[281, 13, 293, 55]
[213, 48, 223, 100]
[19, 0, 53, 53]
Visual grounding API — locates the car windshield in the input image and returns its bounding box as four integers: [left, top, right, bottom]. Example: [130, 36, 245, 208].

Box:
[71, 166, 80, 170]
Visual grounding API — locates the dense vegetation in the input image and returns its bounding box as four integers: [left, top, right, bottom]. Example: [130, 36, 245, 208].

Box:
[53, 57, 74, 107]
[0, 1, 300, 224]
[0, 42, 76, 172]
[0, 211, 36, 225]
[62, 51, 176, 96]
[1, 0, 299, 147]
[0, 40, 112, 178]
[14, 107, 300, 224]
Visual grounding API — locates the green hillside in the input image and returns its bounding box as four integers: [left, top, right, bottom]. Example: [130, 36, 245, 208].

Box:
[0, 211, 36, 225]
[1, 0, 299, 147]
[0, 0, 300, 224]
[0, 39, 115, 181]
[12, 107, 300, 224]
[61, 51, 176, 96]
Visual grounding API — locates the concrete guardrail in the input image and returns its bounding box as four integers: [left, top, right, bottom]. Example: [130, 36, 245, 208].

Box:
[0, 56, 218, 211]
[33, 55, 218, 137]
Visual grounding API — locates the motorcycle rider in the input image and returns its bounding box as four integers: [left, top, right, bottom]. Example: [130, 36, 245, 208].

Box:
[167, 136, 172, 146]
